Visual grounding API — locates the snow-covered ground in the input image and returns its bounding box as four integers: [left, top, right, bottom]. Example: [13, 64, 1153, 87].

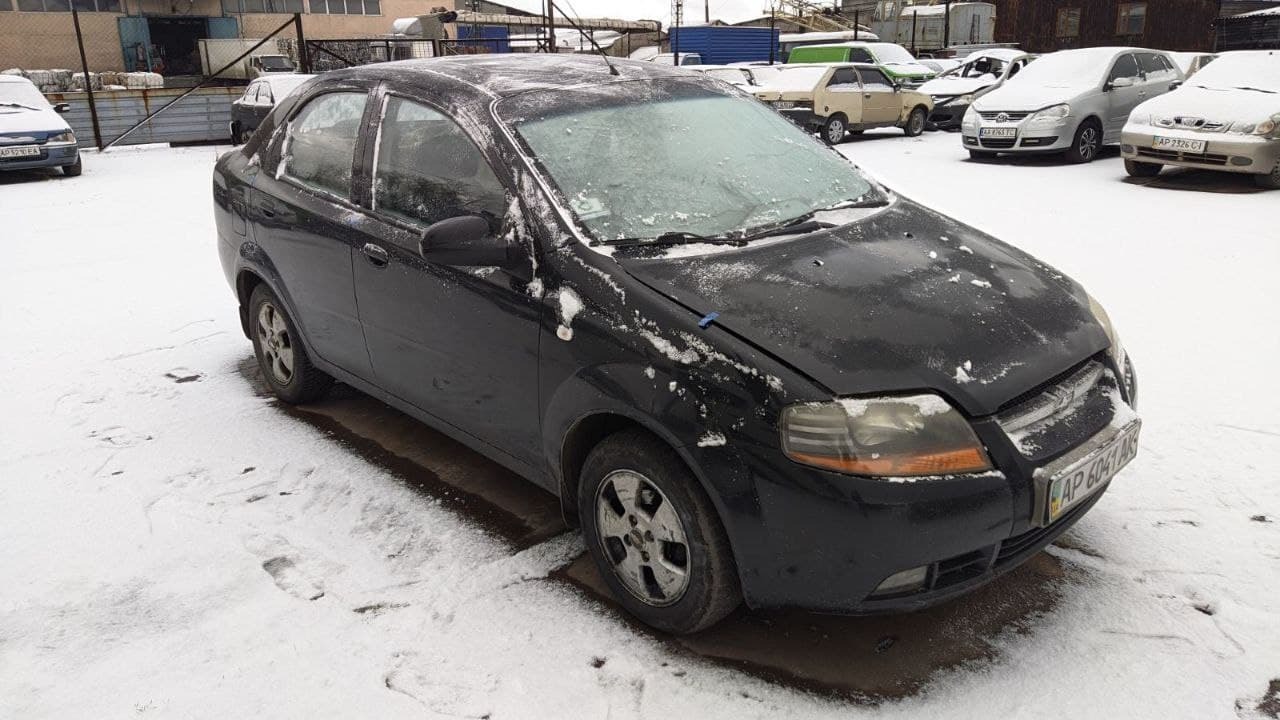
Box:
[1, 133, 1278, 719]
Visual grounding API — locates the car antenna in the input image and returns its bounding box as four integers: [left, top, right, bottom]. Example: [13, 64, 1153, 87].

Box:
[547, 0, 620, 76]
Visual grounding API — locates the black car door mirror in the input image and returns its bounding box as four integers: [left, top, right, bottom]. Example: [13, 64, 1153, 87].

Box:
[419, 215, 512, 267]
[53, 102, 71, 113]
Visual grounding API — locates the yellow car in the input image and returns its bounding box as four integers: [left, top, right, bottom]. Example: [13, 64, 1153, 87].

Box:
[753, 62, 934, 144]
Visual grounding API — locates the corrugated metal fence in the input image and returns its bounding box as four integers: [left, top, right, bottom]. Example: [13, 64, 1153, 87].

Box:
[44, 87, 240, 149]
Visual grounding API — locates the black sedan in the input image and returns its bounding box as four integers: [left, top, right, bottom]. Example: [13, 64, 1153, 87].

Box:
[213, 55, 1140, 634]
[228, 74, 313, 145]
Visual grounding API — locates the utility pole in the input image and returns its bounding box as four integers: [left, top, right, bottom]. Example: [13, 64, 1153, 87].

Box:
[943, 0, 952, 50]
[671, 0, 683, 65]
[70, 5, 103, 150]
[704, 0, 709, 23]
[768, 5, 776, 64]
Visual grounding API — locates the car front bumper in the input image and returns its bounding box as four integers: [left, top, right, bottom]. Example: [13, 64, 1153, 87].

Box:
[928, 99, 970, 129]
[1121, 124, 1280, 175]
[0, 142, 79, 172]
[775, 107, 821, 129]
[962, 115, 1075, 153]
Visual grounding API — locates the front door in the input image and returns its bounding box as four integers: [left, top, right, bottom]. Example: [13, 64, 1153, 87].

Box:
[351, 91, 542, 465]
[857, 67, 901, 125]
[1103, 53, 1144, 141]
[250, 87, 376, 379]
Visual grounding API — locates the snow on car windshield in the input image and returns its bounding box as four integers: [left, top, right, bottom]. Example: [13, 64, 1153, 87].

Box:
[0, 79, 52, 110]
[503, 82, 871, 244]
[1190, 52, 1280, 92]
[1005, 48, 1115, 87]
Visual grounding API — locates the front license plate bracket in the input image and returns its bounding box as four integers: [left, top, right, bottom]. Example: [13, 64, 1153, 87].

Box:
[1030, 420, 1141, 528]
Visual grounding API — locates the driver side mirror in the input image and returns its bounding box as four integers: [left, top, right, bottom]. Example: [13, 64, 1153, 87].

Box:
[1169, 80, 1183, 90]
[1107, 76, 1135, 90]
[419, 215, 512, 267]
[54, 102, 71, 113]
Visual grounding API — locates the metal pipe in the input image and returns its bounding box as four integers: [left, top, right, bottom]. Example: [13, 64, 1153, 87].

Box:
[70, 6, 104, 150]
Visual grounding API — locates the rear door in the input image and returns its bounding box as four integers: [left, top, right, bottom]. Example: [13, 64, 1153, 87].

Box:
[1103, 53, 1144, 140]
[857, 67, 901, 125]
[349, 89, 543, 465]
[250, 84, 377, 379]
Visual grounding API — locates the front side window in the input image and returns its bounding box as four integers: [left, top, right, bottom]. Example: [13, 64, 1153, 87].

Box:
[372, 96, 507, 229]
[1108, 54, 1141, 82]
[501, 81, 873, 244]
[1117, 2, 1146, 35]
[859, 68, 894, 89]
[281, 91, 367, 199]
[1056, 8, 1081, 38]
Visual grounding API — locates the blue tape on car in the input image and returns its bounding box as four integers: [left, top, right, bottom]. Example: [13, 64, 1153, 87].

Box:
[699, 312, 720, 329]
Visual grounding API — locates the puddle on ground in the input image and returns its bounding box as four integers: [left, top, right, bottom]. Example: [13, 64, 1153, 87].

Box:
[237, 354, 1080, 700]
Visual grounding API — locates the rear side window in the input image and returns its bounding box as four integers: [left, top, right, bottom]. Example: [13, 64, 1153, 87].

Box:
[848, 48, 875, 63]
[242, 82, 259, 102]
[827, 67, 859, 88]
[372, 96, 507, 230]
[858, 67, 894, 88]
[1108, 54, 1141, 82]
[282, 91, 367, 199]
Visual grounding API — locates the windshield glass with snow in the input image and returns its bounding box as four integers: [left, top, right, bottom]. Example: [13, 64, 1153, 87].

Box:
[1190, 52, 1280, 93]
[869, 43, 916, 64]
[1006, 49, 1112, 88]
[0, 80, 53, 110]
[501, 80, 872, 244]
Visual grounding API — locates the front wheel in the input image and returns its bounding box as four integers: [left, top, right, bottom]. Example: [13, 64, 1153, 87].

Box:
[1064, 119, 1102, 164]
[903, 106, 927, 137]
[62, 157, 82, 177]
[821, 114, 847, 145]
[1255, 162, 1280, 189]
[248, 284, 333, 404]
[1124, 159, 1161, 178]
[578, 429, 741, 634]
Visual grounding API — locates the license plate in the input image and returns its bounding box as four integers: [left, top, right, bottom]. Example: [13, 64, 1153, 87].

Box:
[1047, 422, 1141, 524]
[980, 127, 1017, 138]
[0, 146, 41, 159]
[1153, 136, 1206, 154]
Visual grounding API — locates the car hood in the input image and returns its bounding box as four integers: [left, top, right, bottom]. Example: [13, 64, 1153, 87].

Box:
[614, 198, 1106, 416]
[883, 62, 936, 78]
[919, 75, 995, 97]
[0, 105, 71, 135]
[974, 83, 1091, 112]
[1134, 84, 1280, 122]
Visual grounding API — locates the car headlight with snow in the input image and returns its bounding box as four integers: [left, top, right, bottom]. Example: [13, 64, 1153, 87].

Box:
[1252, 113, 1280, 138]
[1128, 113, 1151, 126]
[1027, 104, 1071, 127]
[48, 131, 76, 144]
[961, 105, 978, 129]
[1088, 294, 1126, 372]
[780, 395, 992, 477]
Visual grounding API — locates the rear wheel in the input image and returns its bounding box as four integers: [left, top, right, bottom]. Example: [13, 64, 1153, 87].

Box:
[821, 114, 848, 145]
[62, 157, 82, 177]
[248, 284, 333, 404]
[903, 106, 927, 137]
[1255, 162, 1280, 189]
[578, 429, 741, 634]
[1064, 119, 1102, 164]
[1124, 159, 1162, 178]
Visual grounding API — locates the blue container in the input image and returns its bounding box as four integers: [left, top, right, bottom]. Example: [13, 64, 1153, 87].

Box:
[457, 24, 511, 53]
[668, 25, 780, 65]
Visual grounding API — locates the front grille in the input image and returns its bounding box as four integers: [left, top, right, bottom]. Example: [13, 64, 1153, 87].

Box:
[997, 360, 1115, 463]
[980, 137, 1017, 149]
[1154, 117, 1228, 133]
[995, 488, 1104, 565]
[979, 110, 1030, 121]
[1137, 147, 1230, 165]
[932, 548, 992, 590]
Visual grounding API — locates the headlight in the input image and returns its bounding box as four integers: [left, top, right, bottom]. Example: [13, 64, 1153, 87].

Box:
[955, 93, 975, 105]
[962, 106, 978, 126]
[1253, 114, 1280, 137]
[1129, 113, 1150, 126]
[1088, 293, 1125, 370]
[48, 131, 76, 143]
[780, 394, 992, 477]
[1028, 104, 1071, 125]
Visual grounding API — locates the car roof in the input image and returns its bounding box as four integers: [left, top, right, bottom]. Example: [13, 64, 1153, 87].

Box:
[320, 55, 694, 101]
[0, 75, 38, 86]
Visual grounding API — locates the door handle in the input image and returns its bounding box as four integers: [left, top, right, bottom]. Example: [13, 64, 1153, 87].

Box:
[258, 200, 277, 218]
[361, 242, 389, 267]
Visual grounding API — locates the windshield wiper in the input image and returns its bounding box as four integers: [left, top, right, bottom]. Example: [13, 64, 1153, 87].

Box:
[1234, 86, 1277, 94]
[600, 218, 835, 249]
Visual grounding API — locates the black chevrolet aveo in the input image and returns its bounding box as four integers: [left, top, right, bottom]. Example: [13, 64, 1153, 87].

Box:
[213, 55, 1140, 634]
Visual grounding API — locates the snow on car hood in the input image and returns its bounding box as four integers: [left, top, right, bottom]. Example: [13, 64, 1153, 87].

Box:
[884, 61, 936, 77]
[1133, 84, 1280, 123]
[974, 82, 1091, 112]
[0, 105, 71, 135]
[615, 197, 1107, 416]
[919, 75, 995, 97]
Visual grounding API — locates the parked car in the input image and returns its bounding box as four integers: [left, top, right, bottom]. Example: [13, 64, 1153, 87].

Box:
[779, 30, 880, 61]
[214, 55, 1139, 635]
[0, 75, 80, 177]
[684, 65, 756, 89]
[1167, 51, 1216, 78]
[962, 46, 1182, 162]
[1122, 50, 1280, 188]
[247, 54, 297, 79]
[786, 42, 937, 86]
[919, 49, 1036, 130]
[753, 63, 934, 143]
[652, 52, 703, 66]
[230, 74, 314, 144]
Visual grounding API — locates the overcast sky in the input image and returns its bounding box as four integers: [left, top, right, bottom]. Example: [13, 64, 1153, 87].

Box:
[496, 0, 770, 26]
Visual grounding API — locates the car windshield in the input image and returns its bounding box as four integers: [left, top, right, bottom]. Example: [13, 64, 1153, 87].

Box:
[500, 80, 874, 245]
[259, 56, 294, 70]
[868, 43, 916, 64]
[1007, 49, 1114, 87]
[761, 65, 828, 91]
[1190, 52, 1280, 93]
[0, 80, 52, 111]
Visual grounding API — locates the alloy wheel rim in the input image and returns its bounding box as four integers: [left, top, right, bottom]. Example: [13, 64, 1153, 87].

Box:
[911, 111, 924, 133]
[257, 302, 295, 385]
[594, 469, 691, 607]
[827, 120, 844, 143]
[1079, 127, 1099, 159]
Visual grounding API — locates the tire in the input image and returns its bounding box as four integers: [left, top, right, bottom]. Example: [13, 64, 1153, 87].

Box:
[903, 106, 927, 137]
[1254, 162, 1280, 190]
[1124, 159, 1161, 178]
[821, 114, 847, 145]
[578, 429, 741, 634]
[968, 149, 997, 161]
[62, 157, 82, 177]
[248, 284, 333, 404]
[1064, 119, 1102, 164]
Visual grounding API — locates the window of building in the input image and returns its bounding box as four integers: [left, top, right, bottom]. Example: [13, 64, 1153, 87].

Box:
[1116, 2, 1146, 36]
[309, 0, 379, 15]
[1056, 8, 1081, 38]
[14, 0, 119, 10]
[221, 0, 303, 13]
[372, 96, 507, 230]
[281, 91, 367, 200]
